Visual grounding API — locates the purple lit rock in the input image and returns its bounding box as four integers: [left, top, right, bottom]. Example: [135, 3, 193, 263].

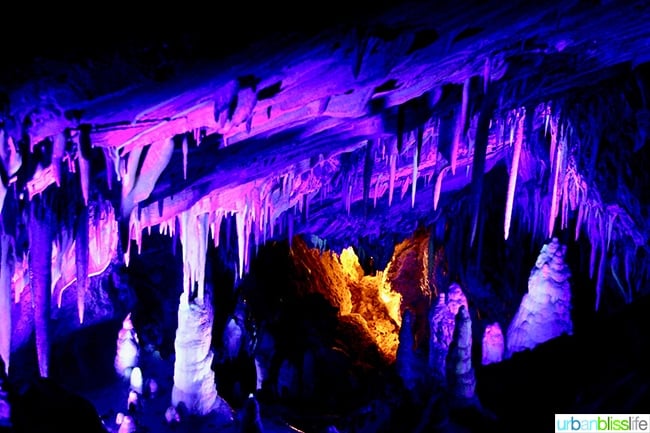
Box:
[396, 309, 419, 391]
[253, 327, 275, 392]
[114, 313, 139, 379]
[447, 283, 469, 316]
[446, 305, 476, 403]
[0, 357, 10, 428]
[481, 322, 504, 365]
[172, 293, 231, 417]
[506, 238, 573, 357]
[429, 284, 468, 381]
[429, 293, 454, 381]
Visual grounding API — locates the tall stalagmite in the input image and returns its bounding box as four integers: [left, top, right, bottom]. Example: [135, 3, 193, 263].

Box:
[171, 292, 222, 415]
[446, 305, 476, 404]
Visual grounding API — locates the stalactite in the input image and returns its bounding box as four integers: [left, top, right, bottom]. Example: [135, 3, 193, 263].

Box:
[102, 148, 115, 190]
[51, 132, 66, 187]
[575, 202, 584, 241]
[504, 110, 524, 240]
[373, 174, 381, 208]
[451, 78, 470, 175]
[235, 210, 246, 281]
[179, 210, 209, 303]
[0, 233, 13, 374]
[182, 135, 189, 180]
[548, 132, 563, 238]
[433, 166, 447, 211]
[78, 125, 92, 206]
[595, 216, 607, 311]
[75, 206, 90, 324]
[589, 210, 599, 279]
[388, 138, 398, 207]
[209, 209, 224, 248]
[549, 115, 558, 174]
[607, 212, 617, 251]
[363, 139, 374, 212]
[469, 89, 495, 247]
[29, 198, 53, 377]
[412, 127, 422, 208]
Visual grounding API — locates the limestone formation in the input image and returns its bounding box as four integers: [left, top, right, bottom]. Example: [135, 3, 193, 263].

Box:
[114, 313, 139, 379]
[446, 283, 469, 316]
[129, 366, 143, 394]
[446, 305, 476, 404]
[117, 414, 136, 433]
[429, 293, 452, 381]
[238, 393, 264, 433]
[481, 322, 505, 365]
[506, 238, 573, 357]
[429, 284, 468, 382]
[396, 309, 420, 392]
[171, 292, 220, 415]
[0, 357, 10, 428]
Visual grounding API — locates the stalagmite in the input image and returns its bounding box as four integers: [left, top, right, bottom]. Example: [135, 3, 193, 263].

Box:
[130, 366, 143, 394]
[117, 414, 136, 433]
[0, 357, 10, 428]
[481, 322, 504, 365]
[428, 293, 454, 382]
[506, 238, 572, 357]
[172, 291, 226, 416]
[238, 394, 265, 433]
[28, 198, 53, 377]
[75, 206, 90, 324]
[446, 305, 476, 404]
[504, 111, 524, 240]
[451, 78, 470, 175]
[0, 234, 12, 374]
[115, 313, 140, 379]
[396, 309, 419, 392]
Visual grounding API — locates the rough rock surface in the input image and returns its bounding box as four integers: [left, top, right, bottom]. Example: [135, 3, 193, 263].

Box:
[114, 313, 139, 379]
[446, 305, 476, 404]
[506, 238, 573, 357]
[481, 322, 505, 365]
[171, 292, 228, 416]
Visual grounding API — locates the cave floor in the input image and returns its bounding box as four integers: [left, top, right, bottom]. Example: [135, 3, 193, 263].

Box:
[81, 350, 302, 433]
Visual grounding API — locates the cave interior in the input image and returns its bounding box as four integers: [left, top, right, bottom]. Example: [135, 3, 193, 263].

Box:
[1, 1, 650, 432]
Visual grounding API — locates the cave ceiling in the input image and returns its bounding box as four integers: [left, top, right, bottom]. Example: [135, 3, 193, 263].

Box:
[1, 0, 650, 276]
